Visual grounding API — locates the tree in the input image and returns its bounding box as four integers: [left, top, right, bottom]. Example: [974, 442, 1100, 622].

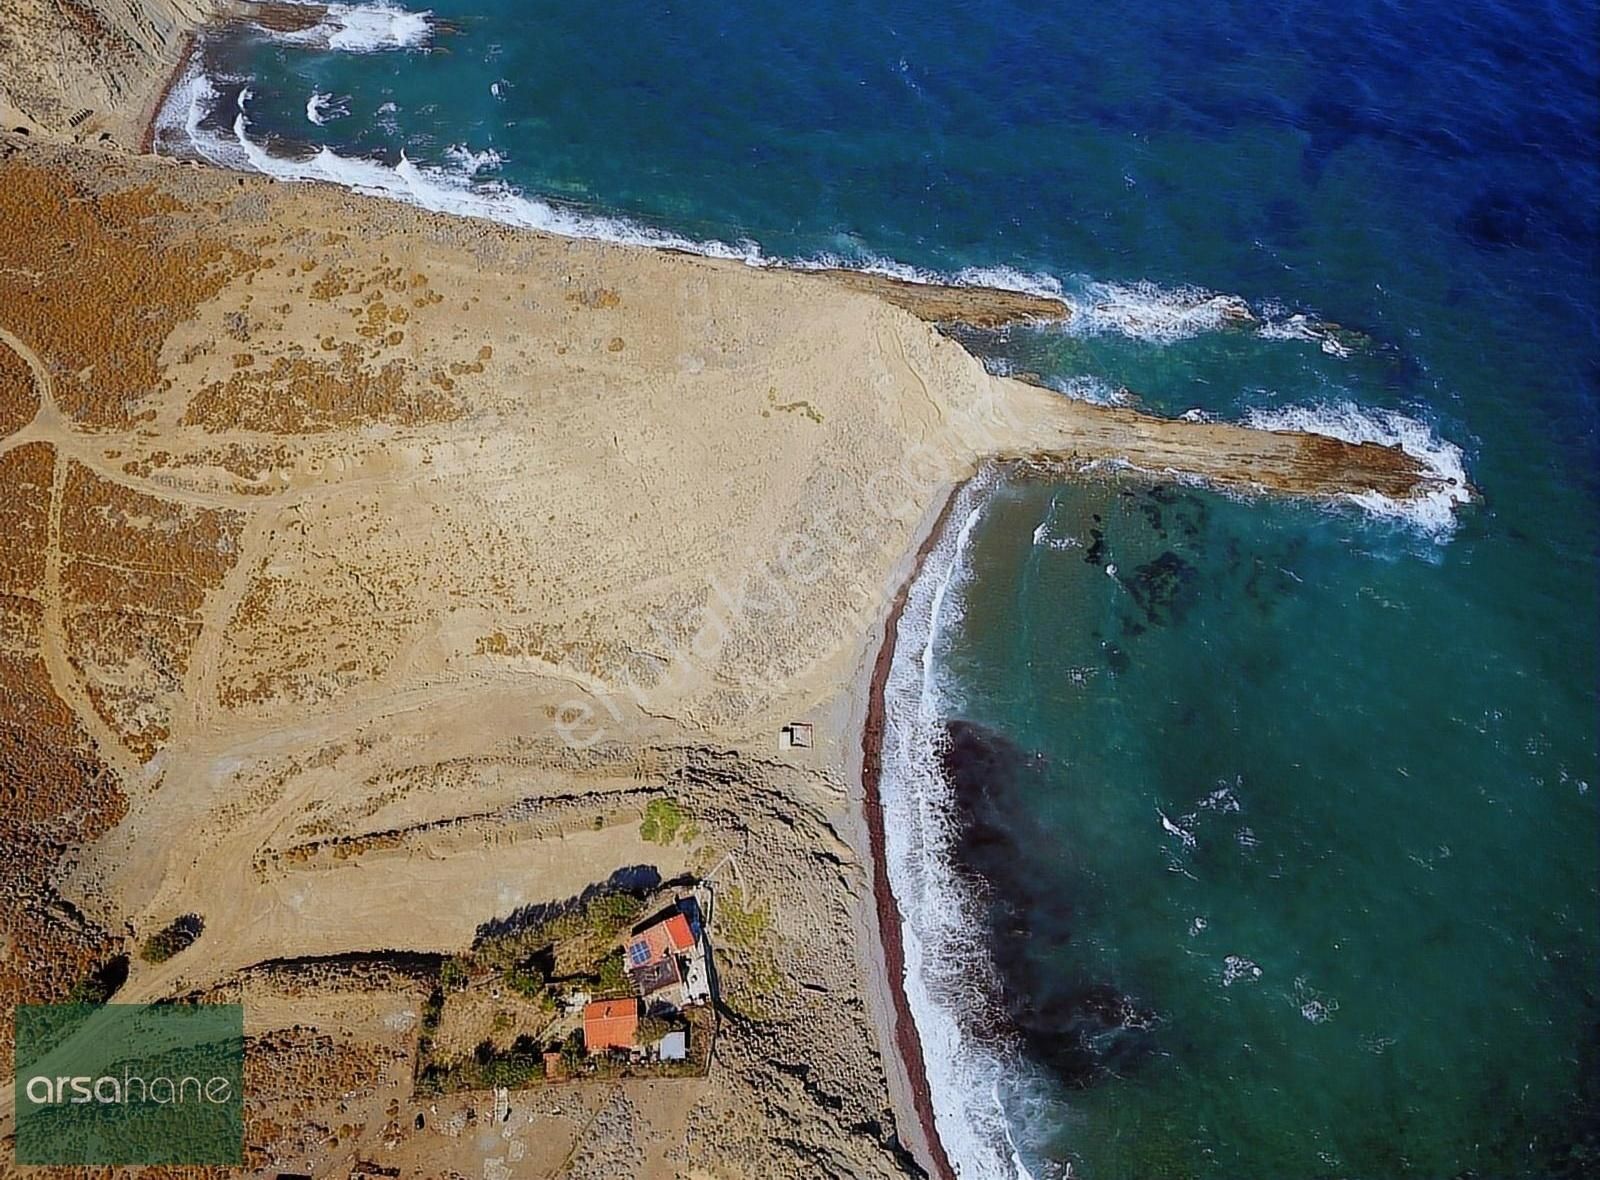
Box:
[504, 963, 545, 998]
[139, 914, 204, 963]
[594, 949, 628, 994]
[439, 956, 470, 992]
[636, 1015, 677, 1045]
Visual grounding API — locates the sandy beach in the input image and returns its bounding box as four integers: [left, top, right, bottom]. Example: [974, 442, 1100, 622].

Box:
[0, 2, 1464, 1173]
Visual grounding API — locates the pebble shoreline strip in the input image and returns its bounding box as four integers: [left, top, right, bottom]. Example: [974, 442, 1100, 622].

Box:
[861, 483, 966, 1180]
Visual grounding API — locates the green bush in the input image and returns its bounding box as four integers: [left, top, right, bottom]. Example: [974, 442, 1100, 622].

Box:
[420, 988, 445, 1033]
[504, 963, 545, 998]
[439, 956, 470, 992]
[559, 1029, 585, 1068]
[138, 915, 203, 964]
[480, 1054, 541, 1088]
[637, 1015, 677, 1044]
[639, 798, 695, 844]
[594, 948, 628, 994]
[63, 956, 127, 1006]
[65, 976, 112, 1005]
[474, 890, 646, 972]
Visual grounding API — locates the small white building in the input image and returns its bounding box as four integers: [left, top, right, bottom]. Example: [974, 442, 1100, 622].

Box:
[658, 1030, 688, 1062]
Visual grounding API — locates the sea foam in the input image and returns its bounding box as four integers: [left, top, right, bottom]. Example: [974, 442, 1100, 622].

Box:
[879, 474, 1047, 1180]
[1042, 374, 1132, 407]
[193, 89, 772, 259]
[1244, 401, 1472, 537]
[443, 144, 504, 176]
[166, 82, 1361, 356]
[305, 91, 349, 125]
[1257, 313, 1353, 357]
[160, 57, 1396, 384]
[1066, 279, 1255, 343]
[166, 86, 1472, 543]
[272, 1, 433, 52]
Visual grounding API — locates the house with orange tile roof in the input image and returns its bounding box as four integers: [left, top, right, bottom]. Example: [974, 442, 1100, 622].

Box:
[624, 898, 712, 1012]
[581, 997, 640, 1055]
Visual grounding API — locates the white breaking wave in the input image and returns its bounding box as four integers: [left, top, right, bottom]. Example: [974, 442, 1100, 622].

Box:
[1032, 520, 1083, 551]
[1043, 374, 1131, 407]
[273, 1, 432, 53]
[1257, 312, 1352, 358]
[949, 265, 1064, 301]
[160, 79, 1368, 358]
[305, 91, 349, 125]
[156, 59, 1392, 375]
[1066, 280, 1255, 343]
[443, 143, 503, 176]
[198, 88, 774, 258]
[150, 57, 217, 153]
[1244, 401, 1472, 537]
[879, 473, 1046, 1180]
[1032, 494, 1088, 552]
[1059, 281, 1366, 354]
[183, 87, 1096, 310]
[162, 82, 1473, 544]
[1222, 955, 1263, 987]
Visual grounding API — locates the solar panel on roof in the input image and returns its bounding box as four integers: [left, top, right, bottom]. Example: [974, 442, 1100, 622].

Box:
[628, 940, 651, 966]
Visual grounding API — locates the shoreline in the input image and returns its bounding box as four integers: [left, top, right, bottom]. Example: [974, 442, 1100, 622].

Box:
[123, 62, 1458, 517]
[0, 0, 1490, 1167]
[130, 16, 1077, 333]
[860, 481, 968, 1180]
[139, 30, 198, 155]
[138, 53, 1077, 333]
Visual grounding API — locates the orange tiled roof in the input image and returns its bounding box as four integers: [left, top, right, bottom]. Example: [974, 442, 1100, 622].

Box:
[582, 998, 638, 1052]
[663, 912, 695, 952]
[630, 910, 697, 967]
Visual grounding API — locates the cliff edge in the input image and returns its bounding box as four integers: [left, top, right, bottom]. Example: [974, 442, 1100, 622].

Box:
[0, 0, 211, 147]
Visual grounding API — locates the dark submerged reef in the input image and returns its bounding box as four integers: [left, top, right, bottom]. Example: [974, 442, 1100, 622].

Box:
[939, 718, 1160, 1089]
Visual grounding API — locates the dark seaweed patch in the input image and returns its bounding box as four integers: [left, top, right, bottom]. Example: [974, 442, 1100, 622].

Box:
[1084, 525, 1106, 566]
[1460, 187, 1534, 250]
[939, 719, 1160, 1089]
[1139, 497, 1167, 537]
[1124, 550, 1201, 628]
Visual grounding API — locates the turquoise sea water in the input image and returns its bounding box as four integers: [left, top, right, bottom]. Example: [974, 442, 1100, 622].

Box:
[166, 2, 1599, 1175]
[927, 477, 1597, 1177]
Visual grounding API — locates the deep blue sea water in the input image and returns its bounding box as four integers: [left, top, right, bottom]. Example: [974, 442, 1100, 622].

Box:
[164, 2, 1600, 1175]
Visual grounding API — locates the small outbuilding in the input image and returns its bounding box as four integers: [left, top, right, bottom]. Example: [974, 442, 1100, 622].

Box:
[658, 1030, 688, 1062]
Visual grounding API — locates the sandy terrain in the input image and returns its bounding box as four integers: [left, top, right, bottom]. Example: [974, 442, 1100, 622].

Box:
[0, 107, 1450, 1180]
